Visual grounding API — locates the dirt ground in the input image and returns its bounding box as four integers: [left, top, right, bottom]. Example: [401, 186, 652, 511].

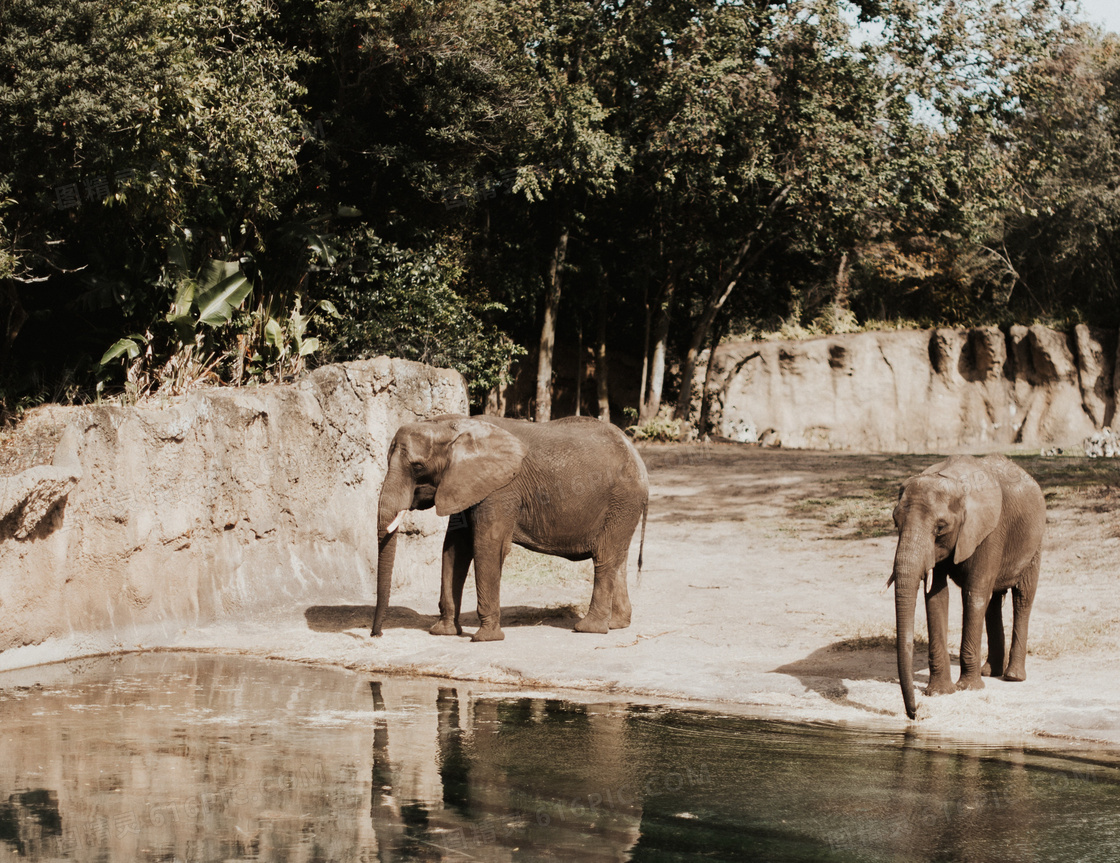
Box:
[13, 443, 1119, 749]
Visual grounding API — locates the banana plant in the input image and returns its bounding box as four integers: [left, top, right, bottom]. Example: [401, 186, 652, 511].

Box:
[99, 248, 253, 370]
[253, 296, 340, 381]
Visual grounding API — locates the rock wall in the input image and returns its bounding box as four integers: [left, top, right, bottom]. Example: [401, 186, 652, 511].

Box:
[702, 324, 1118, 452]
[0, 357, 467, 660]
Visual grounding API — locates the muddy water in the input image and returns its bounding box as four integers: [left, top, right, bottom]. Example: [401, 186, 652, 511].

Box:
[1, 653, 1118, 862]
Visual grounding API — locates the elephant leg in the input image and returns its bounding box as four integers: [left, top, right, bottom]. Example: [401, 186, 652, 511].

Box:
[924, 572, 955, 696]
[982, 590, 1007, 677]
[430, 524, 473, 636]
[609, 559, 632, 630]
[470, 528, 511, 642]
[574, 556, 617, 634]
[1004, 552, 1040, 682]
[580, 506, 640, 632]
[957, 582, 993, 691]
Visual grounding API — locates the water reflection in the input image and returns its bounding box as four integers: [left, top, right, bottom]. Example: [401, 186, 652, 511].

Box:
[0, 653, 1118, 862]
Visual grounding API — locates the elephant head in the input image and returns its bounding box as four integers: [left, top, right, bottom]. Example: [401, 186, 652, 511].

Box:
[890, 458, 1001, 718]
[372, 417, 526, 636]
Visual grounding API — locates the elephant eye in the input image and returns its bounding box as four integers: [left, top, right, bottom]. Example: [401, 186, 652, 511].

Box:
[935, 520, 948, 535]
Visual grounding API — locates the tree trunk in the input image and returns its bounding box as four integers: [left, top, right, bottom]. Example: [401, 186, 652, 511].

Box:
[535, 225, 569, 422]
[674, 274, 740, 423]
[637, 274, 650, 422]
[574, 325, 583, 417]
[0, 281, 28, 385]
[640, 267, 677, 422]
[835, 251, 850, 310]
[697, 315, 726, 437]
[595, 273, 610, 423]
[675, 186, 791, 423]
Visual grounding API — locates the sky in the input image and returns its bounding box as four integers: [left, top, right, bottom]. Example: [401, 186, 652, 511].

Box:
[1078, 0, 1120, 34]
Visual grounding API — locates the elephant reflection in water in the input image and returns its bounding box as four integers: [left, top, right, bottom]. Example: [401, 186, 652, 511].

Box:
[365, 680, 642, 861]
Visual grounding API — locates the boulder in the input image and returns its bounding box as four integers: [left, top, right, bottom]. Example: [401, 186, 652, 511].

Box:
[701, 325, 1117, 452]
[0, 357, 467, 658]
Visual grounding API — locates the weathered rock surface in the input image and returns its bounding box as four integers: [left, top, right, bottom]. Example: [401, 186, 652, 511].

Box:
[700, 325, 1118, 452]
[0, 357, 467, 658]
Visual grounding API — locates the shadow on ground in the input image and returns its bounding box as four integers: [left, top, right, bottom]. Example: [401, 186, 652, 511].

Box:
[304, 604, 580, 634]
[773, 640, 942, 717]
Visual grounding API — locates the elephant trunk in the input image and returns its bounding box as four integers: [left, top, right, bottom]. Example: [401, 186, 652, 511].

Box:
[372, 528, 399, 636]
[893, 536, 932, 720]
[372, 462, 412, 637]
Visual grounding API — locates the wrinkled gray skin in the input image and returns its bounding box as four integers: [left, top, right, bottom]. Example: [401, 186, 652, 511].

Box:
[373, 415, 649, 642]
[891, 455, 1045, 720]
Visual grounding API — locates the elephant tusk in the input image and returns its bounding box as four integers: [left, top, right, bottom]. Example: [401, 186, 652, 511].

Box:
[923, 568, 932, 592]
[384, 510, 405, 534]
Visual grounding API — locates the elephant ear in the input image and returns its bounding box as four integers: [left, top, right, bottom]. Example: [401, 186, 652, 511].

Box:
[434, 420, 526, 517]
[938, 458, 1002, 563]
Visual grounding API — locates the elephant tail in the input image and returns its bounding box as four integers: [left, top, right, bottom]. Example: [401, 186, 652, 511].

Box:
[636, 500, 648, 580]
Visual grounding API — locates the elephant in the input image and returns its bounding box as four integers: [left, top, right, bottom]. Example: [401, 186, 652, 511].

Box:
[373, 414, 649, 642]
[889, 454, 1045, 719]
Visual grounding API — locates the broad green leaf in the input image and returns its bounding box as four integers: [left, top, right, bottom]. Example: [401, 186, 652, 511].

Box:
[197, 259, 241, 293]
[167, 238, 189, 272]
[264, 317, 284, 350]
[99, 338, 142, 366]
[196, 273, 252, 327]
[167, 280, 195, 321]
[298, 336, 320, 357]
[315, 299, 341, 319]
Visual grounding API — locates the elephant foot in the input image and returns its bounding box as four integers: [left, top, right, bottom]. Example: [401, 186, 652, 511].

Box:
[924, 677, 956, 697]
[573, 615, 610, 634]
[981, 659, 1006, 678]
[429, 619, 462, 636]
[608, 614, 631, 630]
[1002, 667, 1026, 682]
[955, 674, 985, 692]
[471, 626, 505, 642]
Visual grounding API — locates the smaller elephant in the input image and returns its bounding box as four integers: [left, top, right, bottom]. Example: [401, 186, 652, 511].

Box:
[890, 454, 1045, 719]
[373, 415, 649, 642]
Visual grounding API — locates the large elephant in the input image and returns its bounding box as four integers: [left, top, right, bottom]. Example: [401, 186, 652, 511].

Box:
[373, 415, 649, 642]
[890, 454, 1045, 719]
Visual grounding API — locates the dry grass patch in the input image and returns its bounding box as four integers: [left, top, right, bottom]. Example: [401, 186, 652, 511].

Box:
[789, 485, 896, 540]
[501, 545, 593, 589]
[1030, 617, 1120, 660]
[832, 620, 928, 652]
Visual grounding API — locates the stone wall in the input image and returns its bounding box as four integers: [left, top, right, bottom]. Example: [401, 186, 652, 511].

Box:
[0, 357, 467, 661]
[701, 324, 1118, 452]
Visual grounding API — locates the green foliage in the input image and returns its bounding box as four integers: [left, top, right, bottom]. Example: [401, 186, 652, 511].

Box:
[1, 0, 1118, 415]
[251, 297, 340, 382]
[95, 239, 257, 394]
[627, 417, 683, 442]
[318, 230, 523, 401]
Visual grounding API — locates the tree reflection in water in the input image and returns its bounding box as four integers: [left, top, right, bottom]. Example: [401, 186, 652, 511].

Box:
[1, 654, 1118, 862]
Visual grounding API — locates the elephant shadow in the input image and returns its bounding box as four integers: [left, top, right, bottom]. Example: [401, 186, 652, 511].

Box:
[303, 604, 581, 634]
[772, 639, 950, 717]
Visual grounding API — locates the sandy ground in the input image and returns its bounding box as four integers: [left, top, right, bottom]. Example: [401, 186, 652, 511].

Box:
[5, 443, 1119, 750]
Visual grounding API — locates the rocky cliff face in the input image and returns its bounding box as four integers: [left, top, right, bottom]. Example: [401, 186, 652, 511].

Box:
[702, 324, 1118, 452]
[0, 358, 467, 660]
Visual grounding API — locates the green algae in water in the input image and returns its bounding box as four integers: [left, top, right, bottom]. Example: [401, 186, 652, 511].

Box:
[1, 653, 1118, 861]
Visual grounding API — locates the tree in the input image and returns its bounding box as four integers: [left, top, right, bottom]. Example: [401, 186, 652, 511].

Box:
[0, 0, 308, 398]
